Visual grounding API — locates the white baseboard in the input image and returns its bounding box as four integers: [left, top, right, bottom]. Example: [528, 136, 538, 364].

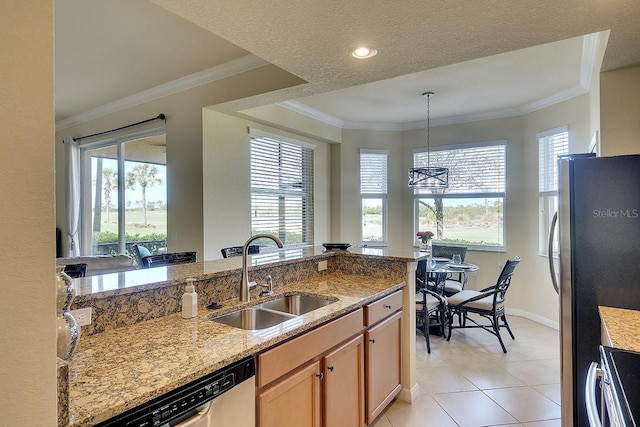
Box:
[398, 383, 421, 404]
[506, 308, 559, 330]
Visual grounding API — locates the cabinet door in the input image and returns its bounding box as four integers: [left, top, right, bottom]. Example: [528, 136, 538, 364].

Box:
[258, 361, 321, 427]
[324, 335, 365, 427]
[365, 311, 402, 424]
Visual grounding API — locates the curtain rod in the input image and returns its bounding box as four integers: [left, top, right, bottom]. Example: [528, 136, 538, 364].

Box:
[69, 113, 166, 142]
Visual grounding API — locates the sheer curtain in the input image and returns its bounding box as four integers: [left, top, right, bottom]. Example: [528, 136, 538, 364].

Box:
[64, 136, 81, 257]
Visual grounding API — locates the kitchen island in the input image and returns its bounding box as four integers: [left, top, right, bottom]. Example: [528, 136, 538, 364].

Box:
[62, 247, 425, 426]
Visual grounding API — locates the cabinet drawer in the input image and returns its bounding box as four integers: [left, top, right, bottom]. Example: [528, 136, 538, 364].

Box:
[258, 308, 363, 388]
[364, 290, 402, 327]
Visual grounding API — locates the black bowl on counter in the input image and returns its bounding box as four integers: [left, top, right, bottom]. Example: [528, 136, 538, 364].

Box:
[322, 243, 351, 251]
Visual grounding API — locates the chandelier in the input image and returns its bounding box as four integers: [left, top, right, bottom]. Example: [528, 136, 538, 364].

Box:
[408, 91, 449, 190]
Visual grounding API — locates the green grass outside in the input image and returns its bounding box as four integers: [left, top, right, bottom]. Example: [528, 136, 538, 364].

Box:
[94, 209, 167, 236]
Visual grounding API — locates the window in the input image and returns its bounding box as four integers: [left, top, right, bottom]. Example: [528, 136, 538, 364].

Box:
[80, 129, 167, 256]
[250, 130, 314, 247]
[413, 141, 506, 249]
[360, 149, 388, 245]
[538, 127, 568, 256]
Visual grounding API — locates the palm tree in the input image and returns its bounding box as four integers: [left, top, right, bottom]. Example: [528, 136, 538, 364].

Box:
[126, 164, 162, 226]
[102, 167, 117, 223]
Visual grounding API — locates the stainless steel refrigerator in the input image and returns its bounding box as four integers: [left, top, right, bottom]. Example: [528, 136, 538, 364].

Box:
[549, 154, 640, 426]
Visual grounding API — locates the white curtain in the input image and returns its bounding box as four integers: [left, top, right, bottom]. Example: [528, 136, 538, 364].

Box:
[64, 136, 81, 257]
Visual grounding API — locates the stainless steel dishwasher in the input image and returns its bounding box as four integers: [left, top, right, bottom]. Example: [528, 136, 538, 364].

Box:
[96, 356, 255, 427]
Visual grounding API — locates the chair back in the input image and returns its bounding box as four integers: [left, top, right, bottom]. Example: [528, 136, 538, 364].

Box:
[62, 263, 87, 279]
[432, 245, 468, 262]
[132, 243, 152, 268]
[416, 260, 446, 295]
[494, 256, 521, 303]
[144, 252, 197, 268]
[221, 245, 259, 258]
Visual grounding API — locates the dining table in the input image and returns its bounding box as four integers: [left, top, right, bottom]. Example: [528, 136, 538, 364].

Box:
[422, 257, 479, 295]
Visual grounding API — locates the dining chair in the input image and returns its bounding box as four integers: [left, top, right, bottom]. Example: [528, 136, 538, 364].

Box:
[132, 243, 152, 268]
[220, 245, 259, 258]
[62, 263, 87, 279]
[431, 244, 468, 296]
[143, 252, 197, 268]
[446, 256, 521, 353]
[415, 259, 448, 353]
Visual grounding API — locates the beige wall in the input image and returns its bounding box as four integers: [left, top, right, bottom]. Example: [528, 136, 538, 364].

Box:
[315, 94, 592, 325]
[335, 129, 404, 248]
[202, 109, 332, 259]
[55, 65, 597, 328]
[518, 94, 591, 322]
[209, 97, 591, 326]
[55, 65, 304, 258]
[600, 65, 640, 156]
[0, 2, 57, 425]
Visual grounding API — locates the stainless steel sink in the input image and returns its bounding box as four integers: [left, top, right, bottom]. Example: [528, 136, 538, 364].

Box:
[259, 294, 335, 316]
[211, 308, 296, 330]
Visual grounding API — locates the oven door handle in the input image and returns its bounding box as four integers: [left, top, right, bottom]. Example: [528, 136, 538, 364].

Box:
[585, 362, 603, 427]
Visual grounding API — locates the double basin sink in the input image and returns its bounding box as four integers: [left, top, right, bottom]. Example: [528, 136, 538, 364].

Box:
[211, 294, 336, 330]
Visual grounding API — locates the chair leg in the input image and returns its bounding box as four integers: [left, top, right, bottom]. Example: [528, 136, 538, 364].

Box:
[501, 314, 516, 339]
[446, 310, 454, 341]
[492, 314, 507, 353]
[417, 311, 432, 354]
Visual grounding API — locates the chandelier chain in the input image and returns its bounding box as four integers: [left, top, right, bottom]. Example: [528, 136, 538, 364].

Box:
[425, 92, 431, 168]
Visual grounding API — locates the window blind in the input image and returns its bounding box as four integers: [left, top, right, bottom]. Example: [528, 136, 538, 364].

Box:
[538, 128, 568, 193]
[360, 150, 388, 194]
[250, 134, 314, 246]
[413, 142, 506, 195]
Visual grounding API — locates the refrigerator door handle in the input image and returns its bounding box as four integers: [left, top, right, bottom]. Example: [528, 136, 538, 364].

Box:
[585, 362, 603, 427]
[548, 211, 559, 294]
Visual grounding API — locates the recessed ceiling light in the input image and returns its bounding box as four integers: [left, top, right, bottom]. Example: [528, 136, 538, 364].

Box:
[351, 46, 378, 59]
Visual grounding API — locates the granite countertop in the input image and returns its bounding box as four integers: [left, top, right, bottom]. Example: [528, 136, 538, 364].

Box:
[68, 272, 406, 426]
[599, 306, 640, 352]
[71, 246, 425, 298]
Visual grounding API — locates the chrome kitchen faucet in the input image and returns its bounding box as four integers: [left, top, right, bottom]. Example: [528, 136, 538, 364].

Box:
[241, 234, 283, 302]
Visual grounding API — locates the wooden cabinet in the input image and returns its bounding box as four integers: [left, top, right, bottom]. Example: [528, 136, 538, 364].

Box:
[323, 335, 365, 427]
[257, 309, 364, 427]
[258, 361, 321, 427]
[257, 289, 404, 427]
[364, 291, 403, 424]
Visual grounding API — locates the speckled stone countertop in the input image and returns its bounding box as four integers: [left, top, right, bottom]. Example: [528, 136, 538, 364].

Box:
[599, 306, 640, 352]
[71, 246, 424, 298]
[67, 271, 406, 426]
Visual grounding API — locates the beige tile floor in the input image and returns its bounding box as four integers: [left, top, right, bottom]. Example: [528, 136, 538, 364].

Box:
[371, 315, 561, 427]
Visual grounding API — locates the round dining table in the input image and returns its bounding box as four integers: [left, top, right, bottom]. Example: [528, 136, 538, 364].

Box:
[424, 257, 479, 295]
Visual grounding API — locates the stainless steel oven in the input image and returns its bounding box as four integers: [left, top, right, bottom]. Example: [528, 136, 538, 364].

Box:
[586, 346, 638, 427]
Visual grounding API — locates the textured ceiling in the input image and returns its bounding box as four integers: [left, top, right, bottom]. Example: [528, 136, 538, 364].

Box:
[293, 35, 587, 126]
[56, 0, 640, 126]
[152, 0, 640, 115]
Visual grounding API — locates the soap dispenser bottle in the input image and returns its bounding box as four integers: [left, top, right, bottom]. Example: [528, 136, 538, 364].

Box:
[182, 279, 198, 319]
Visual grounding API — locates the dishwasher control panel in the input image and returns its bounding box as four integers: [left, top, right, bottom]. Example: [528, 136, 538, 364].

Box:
[96, 356, 255, 427]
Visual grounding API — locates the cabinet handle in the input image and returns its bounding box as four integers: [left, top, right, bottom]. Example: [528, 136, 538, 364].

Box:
[369, 338, 375, 344]
[316, 372, 324, 380]
[327, 365, 334, 372]
[384, 304, 392, 309]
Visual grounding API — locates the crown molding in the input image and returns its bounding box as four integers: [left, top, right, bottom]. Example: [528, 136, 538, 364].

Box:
[275, 33, 602, 132]
[56, 54, 268, 131]
[580, 31, 607, 90]
[278, 100, 346, 128]
[282, 82, 588, 132]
